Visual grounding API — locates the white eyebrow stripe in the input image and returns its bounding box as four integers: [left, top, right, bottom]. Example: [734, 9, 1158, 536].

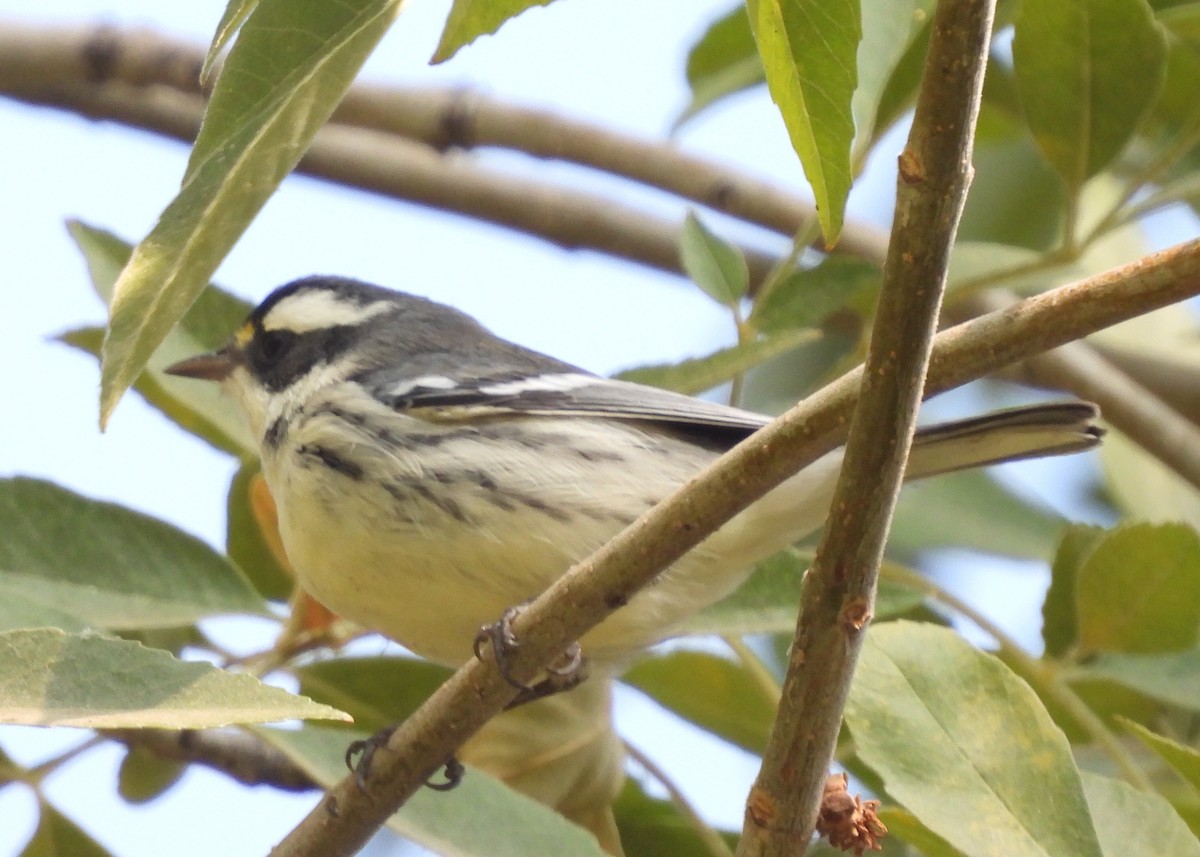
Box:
[262, 290, 392, 333]
[479, 373, 596, 395]
[385, 375, 459, 397]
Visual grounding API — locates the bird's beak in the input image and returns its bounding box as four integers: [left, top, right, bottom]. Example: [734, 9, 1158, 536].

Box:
[165, 347, 237, 382]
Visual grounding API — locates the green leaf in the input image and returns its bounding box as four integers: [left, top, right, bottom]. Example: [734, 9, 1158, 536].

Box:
[1120, 717, 1200, 794]
[852, 0, 935, 161]
[846, 622, 1104, 857]
[1012, 0, 1167, 192]
[0, 628, 348, 728]
[295, 657, 452, 734]
[680, 548, 926, 637]
[623, 651, 775, 754]
[1042, 525, 1106, 658]
[616, 328, 818, 396]
[99, 0, 401, 426]
[613, 777, 737, 856]
[750, 256, 879, 333]
[64, 221, 255, 457]
[958, 99, 1068, 250]
[117, 743, 187, 804]
[202, 0, 259, 83]
[226, 463, 293, 601]
[746, 0, 859, 242]
[432, 0, 556, 63]
[889, 469, 1065, 559]
[1081, 770, 1200, 857]
[1069, 648, 1200, 710]
[679, 211, 750, 307]
[0, 478, 265, 632]
[675, 5, 764, 128]
[1075, 522, 1200, 655]
[23, 804, 113, 857]
[258, 724, 609, 857]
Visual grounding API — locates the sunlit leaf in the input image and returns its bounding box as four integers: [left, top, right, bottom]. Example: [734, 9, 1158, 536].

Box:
[745, 0, 859, 241]
[1120, 717, 1200, 794]
[202, 0, 259, 83]
[1082, 770, 1200, 857]
[1075, 522, 1200, 655]
[259, 724, 609, 856]
[0, 629, 348, 728]
[227, 464, 293, 601]
[847, 622, 1103, 857]
[99, 0, 401, 426]
[64, 221, 254, 457]
[0, 478, 264, 632]
[1069, 648, 1200, 710]
[433, 0, 556, 63]
[675, 5, 764, 128]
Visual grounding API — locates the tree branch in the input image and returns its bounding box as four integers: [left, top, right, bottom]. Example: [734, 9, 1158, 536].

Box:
[267, 235, 1200, 854]
[106, 728, 318, 792]
[969, 291, 1200, 493]
[738, 1, 994, 853]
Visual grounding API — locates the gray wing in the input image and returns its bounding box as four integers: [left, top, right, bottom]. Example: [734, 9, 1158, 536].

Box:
[367, 369, 771, 440]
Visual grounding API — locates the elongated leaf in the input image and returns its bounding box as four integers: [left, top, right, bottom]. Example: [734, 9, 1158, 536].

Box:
[623, 651, 775, 753]
[1120, 717, 1200, 794]
[259, 724, 609, 857]
[746, 0, 859, 242]
[1075, 522, 1200, 655]
[202, 0, 259, 82]
[23, 805, 113, 857]
[846, 622, 1104, 857]
[750, 256, 879, 333]
[99, 0, 401, 426]
[1081, 770, 1200, 857]
[1042, 525, 1105, 658]
[1012, 0, 1166, 192]
[64, 221, 254, 457]
[676, 5, 764, 128]
[433, 0, 556, 63]
[0, 478, 264, 632]
[296, 657, 451, 734]
[1069, 648, 1200, 710]
[680, 211, 750, 307]
[0, 629, 347, 727]
[852, 0, 936, 160]
[617, 328, 818, 395]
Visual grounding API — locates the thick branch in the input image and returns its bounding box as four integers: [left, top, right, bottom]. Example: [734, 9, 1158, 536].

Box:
[739, 2, 994, 854]
[269, 230, 1200, 854]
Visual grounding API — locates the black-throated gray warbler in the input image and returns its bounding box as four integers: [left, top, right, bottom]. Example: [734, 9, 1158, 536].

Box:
[167, 275, 1103, 669]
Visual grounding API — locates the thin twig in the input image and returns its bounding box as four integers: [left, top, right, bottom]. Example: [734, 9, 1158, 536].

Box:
[738, 1, 995, 853]
[624, 740, 736, 857]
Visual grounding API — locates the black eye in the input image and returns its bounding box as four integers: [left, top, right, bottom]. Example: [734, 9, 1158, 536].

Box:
[257, 329, 294, 362]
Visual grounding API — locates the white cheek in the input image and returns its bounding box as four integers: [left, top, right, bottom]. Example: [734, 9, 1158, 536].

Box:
[223, 367, 273, 441]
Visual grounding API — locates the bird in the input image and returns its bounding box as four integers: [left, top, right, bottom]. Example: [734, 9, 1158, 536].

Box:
[166, 275, 1103, 672]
